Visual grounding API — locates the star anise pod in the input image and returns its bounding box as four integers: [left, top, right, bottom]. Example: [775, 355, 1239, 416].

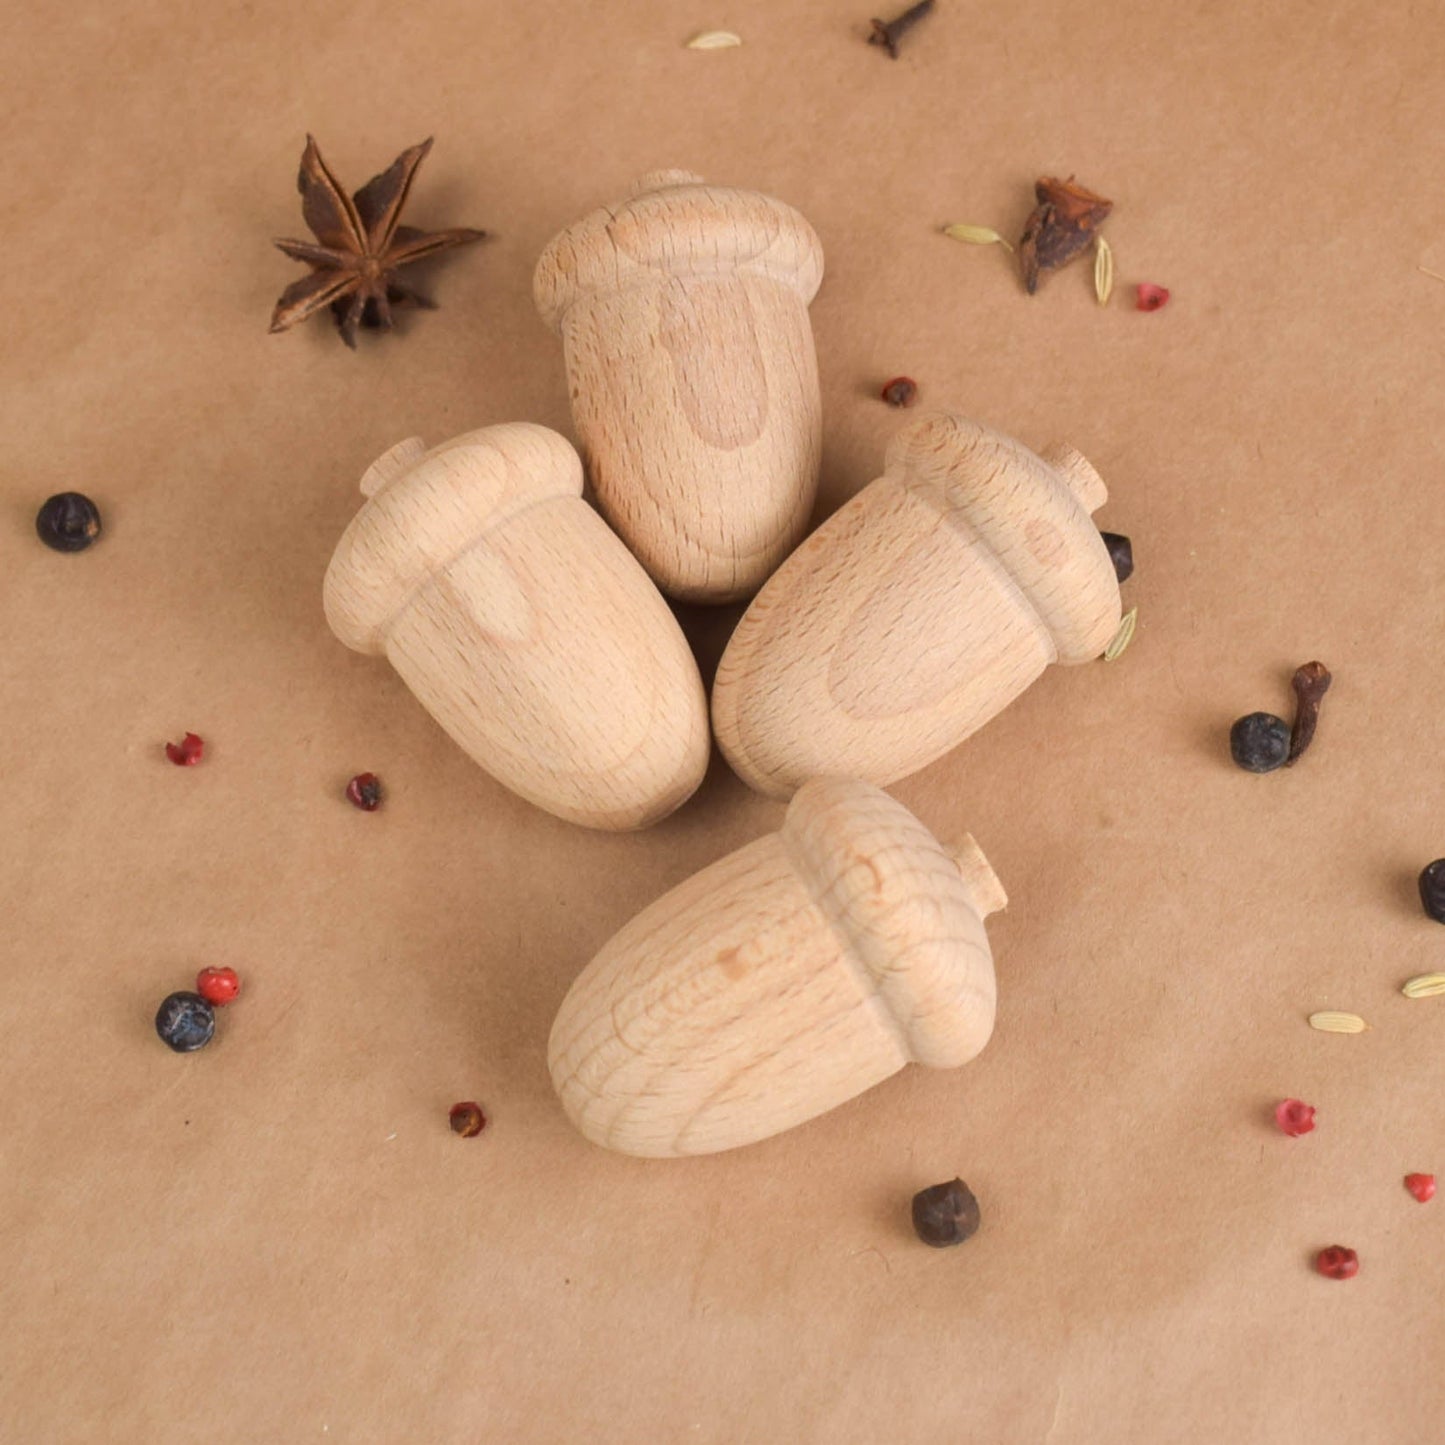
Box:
[1018, 176, 1112, 295]
[270, 135, 485, 348]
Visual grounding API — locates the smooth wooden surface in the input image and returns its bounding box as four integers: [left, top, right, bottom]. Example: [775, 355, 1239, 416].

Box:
[324, 423, 709, 829]
[534, 171, 824, 602]
[548, 777, 1003, 1156]
[712, 412, 1123, 797]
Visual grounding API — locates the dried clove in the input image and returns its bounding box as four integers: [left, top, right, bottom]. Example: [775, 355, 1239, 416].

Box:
[911, 1178, 980, 1247]
[35, 492, 102, 553]
[1018, 177, 1112, 294]
[867, 0, 934, 58]
[1286, 661, 1331, 765]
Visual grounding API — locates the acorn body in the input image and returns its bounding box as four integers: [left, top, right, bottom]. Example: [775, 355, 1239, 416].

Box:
[547, 777, 1005, 1156]
[534, 171, 825, 604]
[323, 424, 709, 830]
[711, 413, 1123, 798]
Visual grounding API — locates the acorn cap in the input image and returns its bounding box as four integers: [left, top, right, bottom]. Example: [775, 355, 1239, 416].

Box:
[323, 424, 583, 655]
[781, 777, 1001, 1069]
[884, 412, 1121, 664]
[533, 170, 825, 332]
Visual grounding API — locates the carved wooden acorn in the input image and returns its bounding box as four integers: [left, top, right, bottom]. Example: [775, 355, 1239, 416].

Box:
[711, 412, 1123, 798]
[323, 423, 709, 830]
[533, 170, 825, 604]
[547, 777, 1005, 1157]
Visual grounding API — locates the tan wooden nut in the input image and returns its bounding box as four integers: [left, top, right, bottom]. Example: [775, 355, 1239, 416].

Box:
[547, 776, 1004, 1157]
[323, 423, 710, 831]
[533, 171, 825, 604]
[711, 412, 1123, 798]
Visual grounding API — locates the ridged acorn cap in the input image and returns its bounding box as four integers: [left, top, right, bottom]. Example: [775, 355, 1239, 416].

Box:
[533, 171, 825, 332]
[323, 424, 583, 655]
[779, 777, 1002, 1069]
[883, 412, 1121, 664]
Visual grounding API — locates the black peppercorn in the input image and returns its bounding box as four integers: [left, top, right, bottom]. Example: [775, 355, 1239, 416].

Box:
[1419, 860, 1445, 924]
[1229, 712, 1290, 773]
[1099, 531, 1133, 584]
[155, 991, 216, 1052]
[35, 492, 102, 553]
[910, 1178, 981, 1247]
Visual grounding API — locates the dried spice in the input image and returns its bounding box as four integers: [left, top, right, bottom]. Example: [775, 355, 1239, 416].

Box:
[1315, 1245, 1359, 1280]
[35, 492, 102, 553]
[1136, 283, 1170, 312]
[196, 967, 241, 1006]
[1274, 1099, 1316, 1137]
[1308, 1011, 1367, 1034]
[1286, 661, 1331, 765]
[867, 0, 934, 57]
[1230, 713, 1289, 772]
[1099, 531, 1133, 583]
[1102, 607, 1137, 662]
[880, 376, 918, 407]
[1093, 236, 1114, 306]
[449, 1102, 487, 1137]
[165, 732, 205, 766]
[1402, 973, 1445, 998]
[155, 991, 216, 1053]
[1417, 860, 1445, 923]
[1405, 1173, 1436, 1202]
[942, 223, 1014, 253]
[910, 1178, 980, 1247]
[1018, 176, 1112, 295]
[346, 772, 383, 811]
[685, 30, 742, 48]
[270, 136, 486, 349]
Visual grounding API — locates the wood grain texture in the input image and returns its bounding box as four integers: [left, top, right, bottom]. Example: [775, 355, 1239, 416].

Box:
[548, 777, 1004, 1156]
[711, 412, 1123, 798]
[534, 171, 824, 603]
[324, 423, 709, 830]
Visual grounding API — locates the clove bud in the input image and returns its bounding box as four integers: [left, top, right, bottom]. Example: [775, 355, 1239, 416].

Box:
[1286, 661, 1331, 765]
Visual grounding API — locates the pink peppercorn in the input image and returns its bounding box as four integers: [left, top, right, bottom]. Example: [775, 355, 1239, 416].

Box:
[165, 732, 204, 766]
[1315, 1246, 1359, 1280]
[1274, 1099, 1316, 1137]
[449, 1102, 486, 1137]
[195, 967, 241, 1006]
[1136, 283, 1170, 312]
[346, 772, 383, 811]
[1405, 1173, 1437, 1203]
[880, 376, 919, 408]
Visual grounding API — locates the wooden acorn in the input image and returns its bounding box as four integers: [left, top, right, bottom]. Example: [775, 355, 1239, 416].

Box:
[323, 423, 709, 830]
[533, 170, 825, 604]
[548, 776, 1004, 1157]
[711, 412, 1123, 798]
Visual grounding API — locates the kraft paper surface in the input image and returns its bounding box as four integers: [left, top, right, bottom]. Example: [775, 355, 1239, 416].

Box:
[3, 1, 1443, 1440]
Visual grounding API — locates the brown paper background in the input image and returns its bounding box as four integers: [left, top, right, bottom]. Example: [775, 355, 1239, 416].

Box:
[4, 0, 1443, 1439]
